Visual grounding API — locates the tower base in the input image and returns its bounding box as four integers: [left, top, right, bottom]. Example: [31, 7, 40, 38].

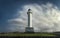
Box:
[25, 27, 34, 33]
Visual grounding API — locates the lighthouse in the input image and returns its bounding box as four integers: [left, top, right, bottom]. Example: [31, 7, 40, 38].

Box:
[25, 9, 34, 33]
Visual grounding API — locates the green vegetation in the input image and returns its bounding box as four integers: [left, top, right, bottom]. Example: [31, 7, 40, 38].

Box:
[0, 33, 56, 36]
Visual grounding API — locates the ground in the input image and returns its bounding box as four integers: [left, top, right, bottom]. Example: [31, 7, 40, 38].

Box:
[0, 32, 57, 36]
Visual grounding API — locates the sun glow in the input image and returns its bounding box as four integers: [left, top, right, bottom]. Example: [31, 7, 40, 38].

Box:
[57, 16, 60, 21]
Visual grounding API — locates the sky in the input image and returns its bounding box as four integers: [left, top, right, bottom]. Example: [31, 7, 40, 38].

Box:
[0, 0, 60, 32]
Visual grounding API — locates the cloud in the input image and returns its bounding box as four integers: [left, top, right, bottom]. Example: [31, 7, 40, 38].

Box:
[8, 3, 60, 32]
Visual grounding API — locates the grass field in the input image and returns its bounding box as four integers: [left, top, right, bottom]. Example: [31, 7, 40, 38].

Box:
[0, 33, 56, 36]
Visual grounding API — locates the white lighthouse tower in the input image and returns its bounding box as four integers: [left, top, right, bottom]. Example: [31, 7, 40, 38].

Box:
[25, 9, 34, 33]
